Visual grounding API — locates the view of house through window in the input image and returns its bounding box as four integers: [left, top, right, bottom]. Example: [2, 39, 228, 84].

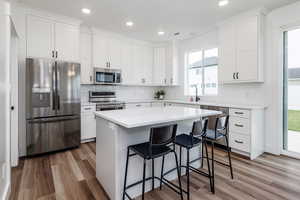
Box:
[185, 48, 218, 96]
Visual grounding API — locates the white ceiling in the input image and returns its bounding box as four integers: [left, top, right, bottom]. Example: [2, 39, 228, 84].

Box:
[18, 0, 298, 42]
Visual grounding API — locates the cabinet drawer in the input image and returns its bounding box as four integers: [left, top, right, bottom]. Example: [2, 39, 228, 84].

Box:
[81, 105, 96, 113]
[230, 133, 250, 153]
[125, 103, 151, 109]
[229, 117, 250, 135]
[230, 108, 250, 119]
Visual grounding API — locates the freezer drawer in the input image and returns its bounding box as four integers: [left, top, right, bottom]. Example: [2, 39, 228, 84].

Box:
[26, 115, 80, 156]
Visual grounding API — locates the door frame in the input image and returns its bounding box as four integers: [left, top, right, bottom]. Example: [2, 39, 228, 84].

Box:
[280, 24, 300, 158]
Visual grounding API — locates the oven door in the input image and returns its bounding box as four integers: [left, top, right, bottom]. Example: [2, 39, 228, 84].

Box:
[95, 71, 116, 84]
[97, 104, 125, 111]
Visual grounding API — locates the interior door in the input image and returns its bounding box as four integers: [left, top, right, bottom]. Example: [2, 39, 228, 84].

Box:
[26, 58, 56, 119]
[56, 61, 81, 116]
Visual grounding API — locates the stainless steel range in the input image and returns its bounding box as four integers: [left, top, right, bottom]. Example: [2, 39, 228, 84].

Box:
[89, 91, 125, 111]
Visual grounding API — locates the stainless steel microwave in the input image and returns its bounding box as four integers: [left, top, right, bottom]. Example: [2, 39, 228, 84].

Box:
[94, 68, 122, 84]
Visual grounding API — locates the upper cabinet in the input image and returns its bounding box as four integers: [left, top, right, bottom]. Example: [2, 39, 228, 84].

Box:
[93, 33, 121, 69]
[153, 47, 167, 85]
[153, 41, 179, 86]
[80, 31, 93, 84]
[26, 15, 54, 59]
[26, 15, 80, 62]
[218, 12, 264, 83]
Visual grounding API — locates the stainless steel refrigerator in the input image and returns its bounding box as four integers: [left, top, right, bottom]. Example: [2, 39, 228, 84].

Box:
[25, 58, 81, 156]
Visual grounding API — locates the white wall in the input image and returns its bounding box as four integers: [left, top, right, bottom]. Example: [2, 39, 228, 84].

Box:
[0, 0, 11, 199]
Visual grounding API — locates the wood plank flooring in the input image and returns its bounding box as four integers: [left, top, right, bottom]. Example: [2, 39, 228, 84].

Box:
[10, 142, 300, 200]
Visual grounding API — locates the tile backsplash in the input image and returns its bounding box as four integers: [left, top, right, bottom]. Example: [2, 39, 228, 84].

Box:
[81, 85, 160, 102]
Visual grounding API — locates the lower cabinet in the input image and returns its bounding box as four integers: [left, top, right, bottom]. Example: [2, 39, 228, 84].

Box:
[229, 108, 264, 160]
[81, 104, 96, 142]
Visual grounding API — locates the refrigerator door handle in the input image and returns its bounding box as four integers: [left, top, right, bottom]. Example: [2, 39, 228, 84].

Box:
[57, 94, 60, 110]
[52, 63, 56, 110]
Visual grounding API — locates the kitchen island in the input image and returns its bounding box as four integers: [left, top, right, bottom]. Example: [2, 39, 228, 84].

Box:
[95, 107, 221, 200]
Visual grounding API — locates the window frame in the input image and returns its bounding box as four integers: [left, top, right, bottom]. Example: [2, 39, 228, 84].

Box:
[185, 48, 218, 97]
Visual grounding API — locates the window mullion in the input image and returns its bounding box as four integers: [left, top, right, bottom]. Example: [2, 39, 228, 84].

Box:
[202, 50, 205, 95]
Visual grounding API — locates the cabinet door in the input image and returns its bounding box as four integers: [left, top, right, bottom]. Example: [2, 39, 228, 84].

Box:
[132, 44, 144, 84]
[142, 46, 153, 84]
[80, 32, 93, 84]
[153, 47, 166, 85]
[120, 42, 133, 84]
[93, 34, 109, 68]
[55, 22, 79, 62]
[236, 16, 258, 81]
[165, 43, 178, 85]
[81, 113, 96, 140]
[26, 15, 54, 58]
[108, 37, 121, 69]
[218, 23, 236, 83]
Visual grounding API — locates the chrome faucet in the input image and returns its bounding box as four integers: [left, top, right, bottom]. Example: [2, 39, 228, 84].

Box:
[192, 85, 200, 102]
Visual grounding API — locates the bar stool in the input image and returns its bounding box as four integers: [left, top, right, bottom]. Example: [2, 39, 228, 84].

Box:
[203, 115, 233, 193]
[122, 124, 183, 200]
[173, 119, 213, 200]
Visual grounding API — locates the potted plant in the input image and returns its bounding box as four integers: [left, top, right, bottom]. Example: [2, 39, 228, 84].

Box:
[155, 90, 166, 100]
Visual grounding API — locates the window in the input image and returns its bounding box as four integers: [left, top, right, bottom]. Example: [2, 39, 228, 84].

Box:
[185, 48, 218, 96]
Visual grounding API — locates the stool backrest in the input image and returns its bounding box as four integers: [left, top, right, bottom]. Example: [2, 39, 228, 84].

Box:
[149, 124, 177, 147]
[191, 118, 208, 137]
[214, 115, 229, 137]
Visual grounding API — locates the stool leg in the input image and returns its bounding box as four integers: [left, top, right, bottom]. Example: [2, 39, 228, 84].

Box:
[186, 149, 190, 200]
[200, 141, 204, 168]
[173, 151, 184, 200]
[160, 155, 165, 190]
[204, 140, 213, 193]
[152, 158, 155, 190]
[179, 146, 182, 175]
[142, 159, 146, 200]
[225, 135, 234, 179]
[211, 142, 215, 194]
[122, 148, 130, 200]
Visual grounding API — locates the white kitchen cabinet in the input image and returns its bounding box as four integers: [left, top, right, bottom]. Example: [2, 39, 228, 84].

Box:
[93, 33, 109, 68]
[81, 104, 96, 141]
[120, 41, 133, 84]
[55, 22, 79, 62]
[166, 41, 179, 85]
[93, 34, 122, 69]
[218, 13, 264, 83]
[153, 47, 167, 85]
[26, 15, 80, 62]
[80, 31, 93, 84]
[229, 108, 264, 160]
[26, 15, 54, 59]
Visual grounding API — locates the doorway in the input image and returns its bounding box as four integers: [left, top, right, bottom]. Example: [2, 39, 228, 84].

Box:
[283, 28, 300, 156]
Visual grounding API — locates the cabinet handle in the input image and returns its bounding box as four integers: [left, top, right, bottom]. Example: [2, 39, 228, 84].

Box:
[52, 51, 54, 58]
[136, 104, 141, 107]
[235, 124, 244, 128]
[170, 78, 173, 85]
[234, 112, 244, 115]
[90, 76, 93, 82]
[233, 73, 236, 80]
[164, 78, 167, 84]
[236, 72, 239, 79]
[234, 140, 244, 144]
[84, 108, 92, 110]
[55, 51, 58, 58]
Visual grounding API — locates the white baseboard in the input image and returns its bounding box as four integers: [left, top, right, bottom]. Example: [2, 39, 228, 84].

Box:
[1, 181, 11, 200]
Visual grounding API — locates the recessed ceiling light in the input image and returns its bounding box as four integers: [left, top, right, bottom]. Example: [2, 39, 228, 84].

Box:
[218, 0, 229, 7]
[126, 21, 134, 27]
[158, 31, 165, 36]
[81, 8, 91, 14]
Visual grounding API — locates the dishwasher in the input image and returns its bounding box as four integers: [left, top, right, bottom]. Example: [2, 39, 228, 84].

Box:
[200, 105, 229, 148]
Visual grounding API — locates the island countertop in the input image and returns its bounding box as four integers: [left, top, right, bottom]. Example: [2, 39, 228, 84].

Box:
[94, 106, 222, 128]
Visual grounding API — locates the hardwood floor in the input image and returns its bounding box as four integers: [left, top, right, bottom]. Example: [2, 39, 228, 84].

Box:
[10, 142, 300, 200]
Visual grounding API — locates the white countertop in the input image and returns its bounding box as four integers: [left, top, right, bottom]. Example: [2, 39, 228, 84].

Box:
[94, 106, 222, 128]
[120, 99, 266, 109]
